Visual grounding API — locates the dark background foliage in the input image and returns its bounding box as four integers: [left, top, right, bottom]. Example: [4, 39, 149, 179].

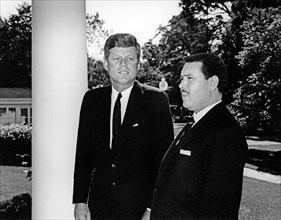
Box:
[0, 3, 31, 88]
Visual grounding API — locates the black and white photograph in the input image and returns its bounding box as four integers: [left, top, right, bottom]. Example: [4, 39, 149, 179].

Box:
[0, 0, 280, 219]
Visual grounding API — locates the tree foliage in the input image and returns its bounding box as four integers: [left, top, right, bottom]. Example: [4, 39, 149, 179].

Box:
[142, 0, 231, 105]
[1, 0, 280, 133]
[88, 58, 110, 89]
[231, 7, 281, 133]
[141, 0, 281, 133]
[0, 2, 31, 88]
[86, 13, 110, 60]
[137, 62, 162, 88]
[86, 13, 111, 89]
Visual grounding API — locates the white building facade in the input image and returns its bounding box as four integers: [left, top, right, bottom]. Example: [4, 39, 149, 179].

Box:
[0, 88, 32, 125]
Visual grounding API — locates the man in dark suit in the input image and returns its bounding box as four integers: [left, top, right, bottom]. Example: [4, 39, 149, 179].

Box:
[73, 33, 174, 220]
[151, 53, 248, 219]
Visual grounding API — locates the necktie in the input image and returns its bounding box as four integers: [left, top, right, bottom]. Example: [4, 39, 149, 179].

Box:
[161, 116, 194, 162]
[186, 115, 195, 130]
[175, 115, 194, 145]
[112, 93, 122, 149]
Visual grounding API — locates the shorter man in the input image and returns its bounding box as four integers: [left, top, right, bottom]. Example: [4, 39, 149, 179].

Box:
[151, 53, 248, 219]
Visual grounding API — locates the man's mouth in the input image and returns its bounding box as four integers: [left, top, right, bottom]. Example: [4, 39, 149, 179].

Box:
[119, 71, 129, 74]
[181, 90, 189, 97]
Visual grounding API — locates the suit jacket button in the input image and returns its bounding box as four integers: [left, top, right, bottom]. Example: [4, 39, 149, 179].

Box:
[112, 164, 116, 168]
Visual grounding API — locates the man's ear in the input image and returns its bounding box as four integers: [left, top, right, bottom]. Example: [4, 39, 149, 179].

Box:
[103, 59, 108, 71]
[208, 75, 219, 92]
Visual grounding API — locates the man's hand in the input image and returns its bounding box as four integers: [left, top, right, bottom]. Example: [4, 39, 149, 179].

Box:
[141, 209, 151, 220]
[74, 203, 91, 220]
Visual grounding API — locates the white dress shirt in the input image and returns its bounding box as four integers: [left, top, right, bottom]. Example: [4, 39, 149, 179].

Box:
[193, 100, 222, 126]
[110, 85, 134, 148]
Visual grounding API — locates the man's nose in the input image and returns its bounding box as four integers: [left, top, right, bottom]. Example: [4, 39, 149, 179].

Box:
[120, 58, 127, 66]
[179, 80, 184, 88]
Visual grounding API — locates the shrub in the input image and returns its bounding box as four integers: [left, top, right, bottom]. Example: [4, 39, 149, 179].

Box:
[0, 124, 32, 140]
[0, 124, 32, 166]
[0, 193, 31, 219]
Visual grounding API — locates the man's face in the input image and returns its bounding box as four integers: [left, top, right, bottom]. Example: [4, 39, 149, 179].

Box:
[104, 46, 139, 91]
[179, 62, 211, 113]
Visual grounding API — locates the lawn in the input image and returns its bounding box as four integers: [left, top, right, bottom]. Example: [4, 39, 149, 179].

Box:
[1, 166, 280, 219]
[239, 177, 281, 219]
[0, 166, 32, 202]
[1, 128, 280, 220]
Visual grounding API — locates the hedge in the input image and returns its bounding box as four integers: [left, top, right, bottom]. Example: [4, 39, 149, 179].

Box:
[0, 193, 31, 219]
[0, 124, 31, 166]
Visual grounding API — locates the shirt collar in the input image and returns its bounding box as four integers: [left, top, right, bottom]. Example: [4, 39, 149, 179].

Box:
[112, 84, 134, 103]
[193, 100, 222, 124]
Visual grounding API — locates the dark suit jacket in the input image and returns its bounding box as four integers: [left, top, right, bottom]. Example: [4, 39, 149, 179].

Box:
[151, 103, 248, 220]
[73, 81, 174, 219]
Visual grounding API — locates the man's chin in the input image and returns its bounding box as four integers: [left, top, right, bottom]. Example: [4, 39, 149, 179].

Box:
[118, 77, 130, 82]
[118, 80, 132, 85]
[182, 102, 192, 110]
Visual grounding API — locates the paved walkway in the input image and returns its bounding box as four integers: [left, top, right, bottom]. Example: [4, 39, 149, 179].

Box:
[173, 123, 281, 184]
[243, 167, 281, 184]
[247, 139, 281, 151]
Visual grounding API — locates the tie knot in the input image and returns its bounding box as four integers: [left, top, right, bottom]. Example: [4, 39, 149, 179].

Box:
[117, 93, 122, 100]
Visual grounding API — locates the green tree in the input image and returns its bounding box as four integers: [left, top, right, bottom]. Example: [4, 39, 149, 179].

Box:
[231, 7, 281, 133]
[0, 2, 31, 88]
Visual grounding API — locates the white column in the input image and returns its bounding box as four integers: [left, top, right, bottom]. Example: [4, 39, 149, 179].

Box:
[32, 0, 87, 219]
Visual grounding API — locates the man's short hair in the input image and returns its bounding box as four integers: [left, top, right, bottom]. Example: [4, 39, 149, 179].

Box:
[104, 33, 141, 61]
[184, 53, 228, 93]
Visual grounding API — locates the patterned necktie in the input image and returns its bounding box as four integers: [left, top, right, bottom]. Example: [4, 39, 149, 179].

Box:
[112, 93, 122, 149]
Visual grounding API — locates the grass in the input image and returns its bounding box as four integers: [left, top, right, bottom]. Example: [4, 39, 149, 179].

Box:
[1, 166, 280, 219]
[239, 177, 281, 220]
[0, 166, 32, 202]
[1, 128, 280, 219]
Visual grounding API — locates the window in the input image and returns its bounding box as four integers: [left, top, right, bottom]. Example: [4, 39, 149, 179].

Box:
[21, 108, 28, 124]
[0, 108, 7, 124]
[8, 108, 16, 124]
[0, 106, 32, 125]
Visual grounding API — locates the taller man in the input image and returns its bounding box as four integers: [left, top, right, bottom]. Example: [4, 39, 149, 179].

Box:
[73, 33, 174, 219]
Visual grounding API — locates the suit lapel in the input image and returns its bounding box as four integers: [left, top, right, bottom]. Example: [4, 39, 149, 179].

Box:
[160, 124, 188, 164]
[160, 123, 201, 167]
[160, 103, 225, 166]
[101, 85, 112, 149]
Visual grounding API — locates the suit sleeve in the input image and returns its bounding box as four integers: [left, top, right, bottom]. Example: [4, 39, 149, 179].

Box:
[148, 91, 174, 206]
[199, 127, 248, 218]
[73, 92, 94, 204]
